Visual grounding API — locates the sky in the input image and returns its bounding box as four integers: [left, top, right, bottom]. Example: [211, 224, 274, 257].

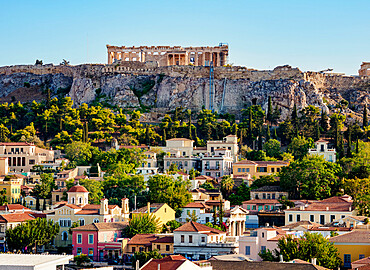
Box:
[0, 0, 369, 75]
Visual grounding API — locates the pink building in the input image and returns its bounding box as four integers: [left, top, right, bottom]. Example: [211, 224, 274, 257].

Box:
[72, 222, 128, 262]
[239, 227, 288, 261]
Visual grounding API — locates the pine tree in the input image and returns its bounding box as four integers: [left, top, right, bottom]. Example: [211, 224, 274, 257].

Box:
[145, 125, 150, 146]
[356, 138, 359, 154]
[218, 199, 224, 229]
[273, 127, 278, 140]
[248, 109, 253, 139]
[363, 104, 368, 128]
[162, 129, 166, 146]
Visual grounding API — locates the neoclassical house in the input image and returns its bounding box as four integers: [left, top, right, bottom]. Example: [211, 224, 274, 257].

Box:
[47, 185, 130, 248]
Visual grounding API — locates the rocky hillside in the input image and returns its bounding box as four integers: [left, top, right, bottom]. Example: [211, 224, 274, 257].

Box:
[0, 63, 369, 121]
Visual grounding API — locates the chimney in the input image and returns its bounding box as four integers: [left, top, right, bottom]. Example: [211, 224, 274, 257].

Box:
[122, 198, 129, 215]
[311, 258, 317, 265]
[326, 207, 329, 211]
[279, 255, 283, 262]
[147, 202, 151, 214]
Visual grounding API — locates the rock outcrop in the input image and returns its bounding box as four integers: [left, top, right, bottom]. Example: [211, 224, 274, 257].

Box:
[0, 63, 368, 121]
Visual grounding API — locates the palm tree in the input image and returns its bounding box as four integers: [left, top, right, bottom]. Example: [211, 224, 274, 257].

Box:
[220, 175, 234, 199]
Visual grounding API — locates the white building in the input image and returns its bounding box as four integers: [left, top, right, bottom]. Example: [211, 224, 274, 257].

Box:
[136, 151, 159, 182]
[173, 221, 238, 261]
[207, 135, 238, 162]
[0, 254, 73, 270]
[201, 148, 233, 178]
[308, 139, 336, 162]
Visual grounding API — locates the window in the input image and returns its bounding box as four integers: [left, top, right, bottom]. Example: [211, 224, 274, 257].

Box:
[277, 168, 280, 172]
[257, 167, 267, 172]
[238, 168, 241, 172]
[157, 244, 160, 250]
[93, 218, 99, 223]
[29, 159, 35, 165]
[132, 247, 136, 253]
[359, 254, 365, 259]
[79, 219, 85, 226]
[272, 194, 275, 199]
[181, 235, 184, 243]
[206, 217, 210, 223]
[271, 168, 275, 173]
[261, 232, 265, 238]
[166, 245, 170, 251]
[246, 168, 250, 172]
[189, 235, 193, 243]
[265, 205, 269, 210]
[77, 248, 82, 255]
[261, 246, 266, 252]
[245, 246, 251, 255]
[187, 210, 190, 215]
[88, 248, 94, 258]
[252, 205, 256, 210]
[289, 214, 293, 222]
[242, 168, 245, 172]
[344, 254, 351, 268]
[167, 161, 170, 166]
[77, 234, 82, 244]
[320, 215, 325, 224]
[262, 193, 266, 199]
[330, 215, 335, 222]
[310, 215, 314, 222]
[201, 237, 205, 243]
[61, 231, 68, 241]
[247, 205, 250, 210]
[296, 214, 301, 222]
[88, 234, 94, 244]
[182, 152, 186, 156]
[267, 194, 271, 199]
[185, 161, 188, 166]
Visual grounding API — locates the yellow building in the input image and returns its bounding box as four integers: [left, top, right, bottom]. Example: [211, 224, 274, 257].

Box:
[232, 160, 289, 179]
[47, 185, 130, 247]
[132, 203, 175, 226]
[126, 234, 174, 255]
[0, 175, 22, 204]
[329, 230, 370, 268]
[151, 235, 174, 255]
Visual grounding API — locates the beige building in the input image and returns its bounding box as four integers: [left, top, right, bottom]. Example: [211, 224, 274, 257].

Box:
[47, 185, 130, 247]
[207, 135, 238, 162]
[107, 44, 229, 66]
[308, 139, 336, 162]
[163, 138, 199, 173]
[0, 142, 54, 173]
[284, 195, 356, 225]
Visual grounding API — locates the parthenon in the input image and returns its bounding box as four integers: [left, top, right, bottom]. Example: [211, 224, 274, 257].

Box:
[359, 62, 370, 76]
[106, 44, 229, 67]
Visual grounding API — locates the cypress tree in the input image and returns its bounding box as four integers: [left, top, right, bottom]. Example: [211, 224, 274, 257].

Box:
[248, 108, 253, 139]
[266, 124, 271, 141]
[315, 122, 320, 141]
[218, 199, 224, 229]
[258, 127, 263, 151]
[273, 127, 278, 140]
[339, 133, 344, 159]
[347, 126, 352, 158]
[267, 96, 273, 123]
[145, 125, 150, 146]
[162, 128, 167, 146]
[188, 109, 192, 140]
[356, 138, 359, 154]
[363, 104, 368, 128]
[320, 110, 329, 132]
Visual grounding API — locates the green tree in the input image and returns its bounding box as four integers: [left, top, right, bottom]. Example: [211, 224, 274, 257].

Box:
[186, 211, 199, 222]
[229, 183, 250, 205]
[263, 139, 282, 159]
[260, 233, 342, 269]
[220, 175, 234, 199]
[6, 218, 59, 252]
[267, 96, 273, 123]
[123, 214, 160, 237]
[161, 220, 182, 233]
[78, 179, 104, 204]
[147, 175, 192, 211]
[199, 182, 214, 190]
[363, 104, 368, 128]
[280, 155, 342, 200]
[64, 141, 94, 166]
[251, 175, 279, 189]
[0, 124, 10, 142]
[287, 136, 314, 160]
[320, 110, 329, 133]
[344, 177, 370, 216]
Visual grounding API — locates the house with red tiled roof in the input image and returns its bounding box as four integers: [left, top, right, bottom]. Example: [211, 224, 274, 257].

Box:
[140, 255, 204, 270]
[0, 212, 36, 250]
[173, 221, 238, 261]
[329, 230, 370, 268]
[71, 222, 128, 262]
[46, 185, 130, 250]
[352, 256, 370, 269]
[284, 195, 356, 226]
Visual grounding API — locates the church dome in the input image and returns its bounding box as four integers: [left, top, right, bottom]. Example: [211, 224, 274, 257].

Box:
[68, 185, 88, 193]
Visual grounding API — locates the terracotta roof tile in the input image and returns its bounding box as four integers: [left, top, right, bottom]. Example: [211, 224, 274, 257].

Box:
[352, 256, 370, 265]
[184, 202, 207, 209]
[0, 204, 30, 211]
[68, 185, 89, 193]
[329, 230, 370, 243]
[0, 213, 35, 223]
[128, 234, 157, 246]
[75, 210, 99, 215]
[174, 221, 225, 234]
[141, 255, 187, 270]
[151, 236, 174, 243]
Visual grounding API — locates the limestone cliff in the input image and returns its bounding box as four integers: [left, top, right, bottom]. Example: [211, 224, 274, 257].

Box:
[0, 63, 368, 121]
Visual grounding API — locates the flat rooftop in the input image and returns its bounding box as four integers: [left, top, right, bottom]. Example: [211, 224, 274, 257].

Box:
[0, 254, 73, 268]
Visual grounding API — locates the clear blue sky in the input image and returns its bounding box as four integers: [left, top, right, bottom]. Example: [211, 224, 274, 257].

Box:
[1, 0, 369, 75]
